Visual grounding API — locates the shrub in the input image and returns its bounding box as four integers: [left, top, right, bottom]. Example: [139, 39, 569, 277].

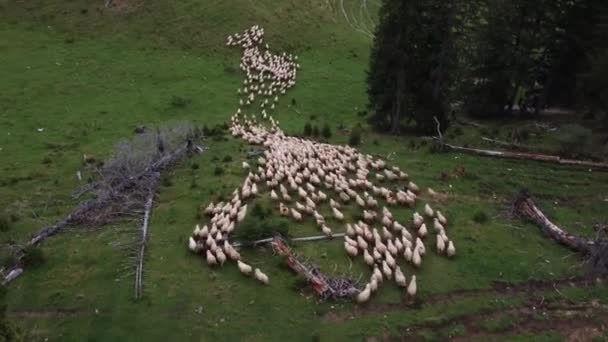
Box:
[311, 126, 320, 137]
[555, 124, 592, 158]
[303, 122, 312, 136]
[321, 123, 332, 139]
[213, 166, 224, 176]
[250, 203, 272, 220]
[0, 215, 10, 232]
[21, 246, 46, 268]
[191, 163, 200, 170]
[452, 126, 464, 137]
[161, 176, 173, 187]
[222, 155, 233, 163]
[170, 96, 191, 108]
[348, 127, 362, 146]
[472, 210, 488, 224]
[291, 98, 297, 106]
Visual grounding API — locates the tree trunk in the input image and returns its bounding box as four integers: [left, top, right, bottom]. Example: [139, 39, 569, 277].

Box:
[514, 192, 594, 254]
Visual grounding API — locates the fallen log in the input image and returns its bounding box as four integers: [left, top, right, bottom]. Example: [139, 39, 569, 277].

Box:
[134, 191, 155, 299]
[513, 191, 608, 277]
[513, 191, 594, 254]
[440, 142, 608, 170]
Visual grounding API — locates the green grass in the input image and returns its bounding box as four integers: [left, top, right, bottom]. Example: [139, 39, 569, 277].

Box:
[1, 1, 608, 341]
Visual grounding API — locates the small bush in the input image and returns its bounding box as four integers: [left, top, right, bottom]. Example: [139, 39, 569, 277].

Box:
[202, 125, 211, 136]
[309, 114, 317, 121]
[170, 96, 191, 108]
[452, 126, 464, 137]
[21, 247, 46, 268]
[250, 203, 272, 220]
[0, 215, 10, 232]
[556, 124, 593, 158]
[303, 122, 312, 136]
[222, 155, 233, 163]
[213, 166, 224, 176]
[311, 126, 320, 137]
[348, 127, 362, 146]
[321, 123, 332, 139]
[42, 155, 53, 164]
[472, 210, 489, 224]
[191, 163, 200, 170]
[291, 98, 297, 106]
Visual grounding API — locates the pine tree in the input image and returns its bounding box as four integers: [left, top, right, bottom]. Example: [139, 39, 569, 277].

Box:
[367, 0, 457, 134]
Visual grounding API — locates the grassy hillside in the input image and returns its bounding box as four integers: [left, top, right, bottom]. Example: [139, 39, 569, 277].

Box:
[1, 1, 608, 341]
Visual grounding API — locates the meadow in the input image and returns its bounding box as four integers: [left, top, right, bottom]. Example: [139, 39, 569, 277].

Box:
[1, 1, 607, 340]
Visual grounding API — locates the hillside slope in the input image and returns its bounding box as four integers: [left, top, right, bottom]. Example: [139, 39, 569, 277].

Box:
[1, 1, 608, 341]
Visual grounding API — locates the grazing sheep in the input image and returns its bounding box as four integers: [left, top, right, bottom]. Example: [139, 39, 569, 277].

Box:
[418, 223, 428, 239]
[394, 266, 407, 287]
[356, 235, 369, 250]
[188, 237, 197, 252]
[332, 207, 344, 221]
[237, 260, 253, 275]
[206, 250, 218, 266]
[433, 218, 444, 232]
[436, 210, 448, 226]
[424, 203, 434, 218]
[413, 212, 424, 228]
[447, 241, 456, 257]
[436, 234, 446, 254]
[356, 284, 372, 303]
[412, 247, 421, 267]
[363, 249, 375, 266]
[407, 275, 417, 296]
[382, 260, 393, 279]
[344, 242, 359, 257]
[404, 246, 413, 262]
[291, 208, 302, 221]
[321, 225, 332, 237]
[254, 268, 269, 284]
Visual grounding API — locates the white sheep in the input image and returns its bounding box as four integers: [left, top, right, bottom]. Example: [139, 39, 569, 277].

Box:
[436, 234, 446, 254]
[332, 207, 344, 221]
[254, 268, 269, 284]
[206, 250, 218, 266]
[424, 203, 434, 217]
[344, 242, 358, 257]
[356, 284, 372, 303]
[418, 223, 428, 239]
[237, 260, 253, 275]
[447, 241, 456, 258]
[407, 275, 417, 296]
[394, 266, 407, 287]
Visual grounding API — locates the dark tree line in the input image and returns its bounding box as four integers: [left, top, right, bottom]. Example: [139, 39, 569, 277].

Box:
[367, 0, 608, 134]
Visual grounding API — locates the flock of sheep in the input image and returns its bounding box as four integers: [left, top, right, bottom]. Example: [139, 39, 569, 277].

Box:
[188, 26, 456, 303]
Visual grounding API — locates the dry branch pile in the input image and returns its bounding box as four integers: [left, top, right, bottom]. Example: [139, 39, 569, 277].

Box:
[2, 122, 204, 290]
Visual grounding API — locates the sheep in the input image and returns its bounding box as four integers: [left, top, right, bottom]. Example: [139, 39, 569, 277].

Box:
[344, 242, 358, 257]
[404, 246, 413, 262]
[412, 247, 422, 268]
[329, 198, 341, 209]
[382, 226, 393, 240]
[291, 208, 302, 221]
[215, 248, 227, 265]
[433, 218, 444, 232]
[413, 212, 424, 228]
[387, 239, 398, 256]
[332, 207, 345, 221]
[346, 223, 356, 237]
[393, 221, 406, 232]
[381, 215, 393, 227]
[270, 189, 279, 200]
[339, 191, 350, 202]
[436, 210, 448, 226]
[424, 203, 434, 218]
[254, 268, 269, 284]
[242, 161, 250, 169]
[407, 181, 419, 193]
[237, 260, 253, 275]
[321, 225, 333, 237]
[407, 275, 417, 296]
[305, 197, 316, 209]
[436, 234, 446, 254]
[416, 237, 426, 256]
[382, 260, 393, 279]
[394, 237, 404, 252]
[373, 248, 383, 261]
[363, 210, 376, 223]
[394, 266, 407, 287]
[356, 284, 372, 303]
[237, 206, 248, 223]
[447, 241, 456, 257]
[188, 237, 197, 252]
[356, 235, 369, 250]
[418, 223, 428, 239]
[401, 228, 413, 241]
[385, 251, 396, 268]
[375, 239, 387, 254]
[427, 188, 437, 196]
[363, 249, 375, 266]
[355, 195, 366, 207]
[206, 250, 218, 266]
[317, 190, 327, 201]
[369, 277, 379, 292]
[373, 266, 383, 283]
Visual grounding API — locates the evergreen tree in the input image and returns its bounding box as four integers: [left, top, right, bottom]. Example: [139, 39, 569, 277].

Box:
[367, 0, 457, 134]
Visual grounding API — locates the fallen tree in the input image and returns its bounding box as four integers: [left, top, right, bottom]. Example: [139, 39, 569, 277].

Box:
[2, 122, 204, 294]
[270, 236, 361, 299]
[513, 191, 608, 278]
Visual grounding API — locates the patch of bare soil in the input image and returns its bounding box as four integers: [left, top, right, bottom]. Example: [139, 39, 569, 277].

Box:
[323, 277, 594, 323]
[9, 308, 86, 318]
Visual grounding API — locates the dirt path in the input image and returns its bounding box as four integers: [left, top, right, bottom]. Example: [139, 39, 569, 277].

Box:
[324, 277, 593, 323]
